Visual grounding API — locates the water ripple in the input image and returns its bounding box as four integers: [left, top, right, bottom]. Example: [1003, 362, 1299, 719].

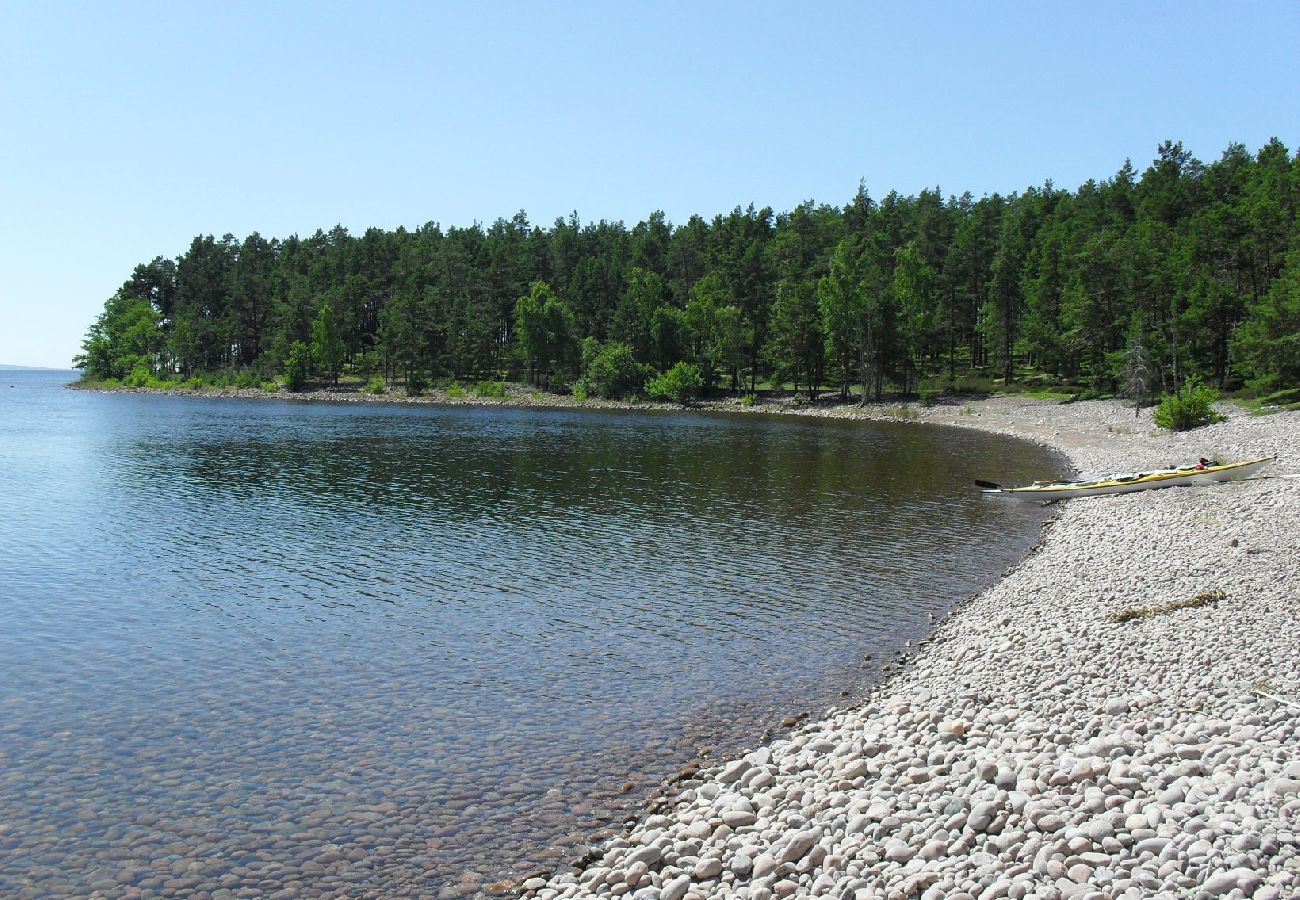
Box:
[0, 374, 1063, 897]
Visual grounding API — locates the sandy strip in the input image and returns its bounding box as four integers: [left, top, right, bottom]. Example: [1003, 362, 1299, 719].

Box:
[527, 398, 1300, 900]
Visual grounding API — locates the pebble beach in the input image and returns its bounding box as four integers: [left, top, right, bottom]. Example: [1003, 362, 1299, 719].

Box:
[526, 397, 1300, 900]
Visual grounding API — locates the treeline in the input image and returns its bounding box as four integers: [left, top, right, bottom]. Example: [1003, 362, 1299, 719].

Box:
[78, 139, 1300, 400]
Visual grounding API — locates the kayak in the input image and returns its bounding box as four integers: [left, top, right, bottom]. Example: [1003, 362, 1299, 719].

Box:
[979, 455, 1277, 501]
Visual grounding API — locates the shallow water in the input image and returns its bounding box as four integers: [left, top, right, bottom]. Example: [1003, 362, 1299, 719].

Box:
[0, 372, 1063, 896]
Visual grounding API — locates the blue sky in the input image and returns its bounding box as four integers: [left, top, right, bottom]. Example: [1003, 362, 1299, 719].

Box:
[2, 1, 1297, 368]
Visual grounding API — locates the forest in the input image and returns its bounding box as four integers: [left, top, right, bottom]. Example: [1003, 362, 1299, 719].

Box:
[76, 139, 1300, 404]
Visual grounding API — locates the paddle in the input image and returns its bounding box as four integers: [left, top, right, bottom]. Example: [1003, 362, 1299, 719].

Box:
[974, 479, 1002, 490]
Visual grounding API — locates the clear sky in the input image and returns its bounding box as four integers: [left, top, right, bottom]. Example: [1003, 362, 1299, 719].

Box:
[2, 1, 1297, 369]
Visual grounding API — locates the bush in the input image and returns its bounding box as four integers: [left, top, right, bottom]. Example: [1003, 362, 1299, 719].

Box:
[645, 362, 704, 405]
[444, 382, 466, 399]
[474, 380, 506, 399]
[571, 381, 588, 401]
[740, 393, 757, 407]
[284, 341, 311, 391]
[234, 369, 259, 389]
[123, 366, 179, 390]
[1153, 376, 1225, 431]
[579, 342, 650, 399]
[364, 376, 387, 395]
[260, 380, 279, 392]
[125, 363, 153, 388]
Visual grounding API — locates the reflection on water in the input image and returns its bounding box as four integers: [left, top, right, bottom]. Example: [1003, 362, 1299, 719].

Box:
[0, 372, 1063, 897]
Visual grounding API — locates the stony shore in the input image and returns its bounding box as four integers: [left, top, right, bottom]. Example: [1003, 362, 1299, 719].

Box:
[520, 397, 1300, 900]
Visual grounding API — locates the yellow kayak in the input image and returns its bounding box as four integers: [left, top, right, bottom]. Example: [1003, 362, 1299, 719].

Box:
[979, 456, 1276, 501]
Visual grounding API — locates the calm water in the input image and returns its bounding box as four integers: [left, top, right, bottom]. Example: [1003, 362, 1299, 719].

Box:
[0, 371, 1063, 897]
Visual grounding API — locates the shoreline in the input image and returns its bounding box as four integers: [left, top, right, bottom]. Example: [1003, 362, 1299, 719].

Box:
[521, 397, 1300, 899]
[64, 380, 1114, 453]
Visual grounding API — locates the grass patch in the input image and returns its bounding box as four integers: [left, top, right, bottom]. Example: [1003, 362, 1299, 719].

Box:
[886, 404, 919, 419]
[1105, 589, 1225, 624]
[1238, 388, 1300, 416]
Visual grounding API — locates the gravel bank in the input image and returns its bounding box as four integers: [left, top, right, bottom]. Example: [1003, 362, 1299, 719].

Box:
[527, 398, 1300, 900]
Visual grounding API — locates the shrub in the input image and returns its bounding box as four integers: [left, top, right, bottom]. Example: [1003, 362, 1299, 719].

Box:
[125, 363, 153, 388]
[260, 380, 279, 392]
[571, 381, 588, 401]
[234, 369, 259, 389]
[1153, 376, 1225, 431]
[740, 393, 757, 407]
[284, 341, 311, 391]
[474, 380, 506, 399]
[645, 362, 704, 405]
[121, 365, 178, 389]
[364, 376, 387, 395]
[444, 382, 466, 399]
[579, 342, 650, 399]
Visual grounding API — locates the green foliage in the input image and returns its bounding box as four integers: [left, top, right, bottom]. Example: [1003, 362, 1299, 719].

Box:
[1232, 248, 1300, 392]
[613, 267, 668, 360]
[124, 363, 153, 388]
[766, 279, 823, 398]
[1153, 375, 1225, 431]
[234, 369, 259, 389]
[283, 341, 311, 391]
[646, 362, 705, 405]
[259, 380, 279, 392]
[571, 381, 588, 401]
[474, 380, 506, 398]
[74, 292, 163, 381]
[444, 382, 466, 399]
[364, 376, 387, 395]
[124, 364, 178, 390]
[819, 238, 885, 401]
[1261, 387, 1300, 407]
[311, 303, 345, 385]
[740, 393, 757, 407]
[894, 241, 938, 391]
[577, 342, 651, 399]
[514, 280, 573, 387]
[77, 139, 1300, 400]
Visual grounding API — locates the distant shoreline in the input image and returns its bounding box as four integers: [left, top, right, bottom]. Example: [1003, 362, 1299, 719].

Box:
[66, 379, 1082, 446]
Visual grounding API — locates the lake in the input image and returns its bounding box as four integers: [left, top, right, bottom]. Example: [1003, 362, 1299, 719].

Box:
[0, 371, 1063, 897]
